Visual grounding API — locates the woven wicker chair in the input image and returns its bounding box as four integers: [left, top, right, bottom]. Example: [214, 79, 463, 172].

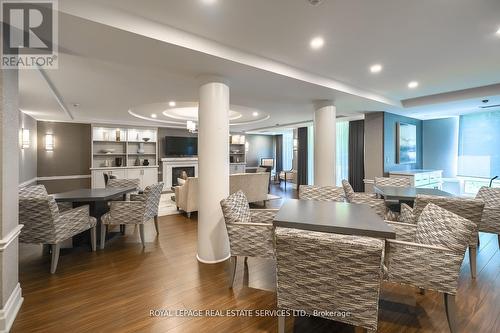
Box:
[275, 227, 384, 333]
[398, 194, 484, 278]
[19, 188, 97, 274]
[374, 177, 412, 187]
[100, 182, 163, 249]
[385, 203, 476, 333]
[298, 185, 345, 202]
[475, 186, 500, 249]
[220, 190, 278, 288]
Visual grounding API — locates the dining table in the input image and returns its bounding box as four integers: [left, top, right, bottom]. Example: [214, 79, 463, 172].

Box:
[53, 186, 137, 244]
[273, 199, 396, 239]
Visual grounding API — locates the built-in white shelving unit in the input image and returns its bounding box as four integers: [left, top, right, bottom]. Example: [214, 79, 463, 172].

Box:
[90, 125, 159, 189]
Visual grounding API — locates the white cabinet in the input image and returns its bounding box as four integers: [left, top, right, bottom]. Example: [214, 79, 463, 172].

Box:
[389, 170, 443, 189]
[91, 167, 158, 189]
[230, 164, 246, 175]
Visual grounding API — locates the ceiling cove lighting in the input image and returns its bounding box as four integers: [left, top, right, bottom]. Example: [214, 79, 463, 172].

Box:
[22, 128, 30, 149]
[408, 81, 419, 89]
[45, 134, 54, 151]
[168, 101, 176, 107]
[310, 36, 324, 50]
[370, 64, 383, 73]
[201, 0, 217, 4]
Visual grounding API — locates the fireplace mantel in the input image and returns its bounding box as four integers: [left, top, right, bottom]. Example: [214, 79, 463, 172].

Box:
[161, 157, 198, 190]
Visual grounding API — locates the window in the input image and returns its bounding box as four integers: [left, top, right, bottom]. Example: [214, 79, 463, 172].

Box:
[458, 110, 500, 179]
[336, 121, 349, 186]
[282, 129, 293, 171]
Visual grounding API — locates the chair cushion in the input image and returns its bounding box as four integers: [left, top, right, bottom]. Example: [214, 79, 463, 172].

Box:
[220, 190, 251, 224]
[415, 203, 476, 253]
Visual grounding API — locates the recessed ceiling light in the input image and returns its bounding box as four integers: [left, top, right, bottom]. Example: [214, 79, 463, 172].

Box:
[310, 36, 324, 50]
[496, 27, 500, 35]
[252, 111, 259, 117]
[168, 101, 176, 107]
[201, 0, 217, 4]
[408, 81, 419, 89]
[72, 103, 79, 107]
[151, 114, 157, 118]
[370, 64, 383, 73]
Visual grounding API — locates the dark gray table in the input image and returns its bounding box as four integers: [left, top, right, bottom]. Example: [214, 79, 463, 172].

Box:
[273, 199, 396, 239]
[53, 187, 137, 244]
[373, 185, 453, 201]
[52, 187, 136, 202]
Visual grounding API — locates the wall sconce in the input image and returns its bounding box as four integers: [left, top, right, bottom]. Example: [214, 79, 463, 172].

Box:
[293, 138, 298, 151]
[45, 134, 54, 151]
[22, 128, 30, 149]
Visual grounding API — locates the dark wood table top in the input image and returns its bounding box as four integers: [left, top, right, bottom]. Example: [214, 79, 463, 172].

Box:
[373, 185, 454, 201]
[52, 187, 136, 202]
[273, 199, 396, 239]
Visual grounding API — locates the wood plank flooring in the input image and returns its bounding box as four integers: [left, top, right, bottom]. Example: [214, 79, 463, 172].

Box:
[12, 184, 500, 333]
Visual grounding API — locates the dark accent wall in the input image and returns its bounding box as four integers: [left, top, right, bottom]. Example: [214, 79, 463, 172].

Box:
[246, 134, 274, 167]
[383, 112, 423, 174]
[37, 122, 91, 193]
[19, 112, 37, 184]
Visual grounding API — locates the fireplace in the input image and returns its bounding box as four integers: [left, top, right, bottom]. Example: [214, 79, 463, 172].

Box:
[161, 157, 198, 190]
[172, 166, 195, 186]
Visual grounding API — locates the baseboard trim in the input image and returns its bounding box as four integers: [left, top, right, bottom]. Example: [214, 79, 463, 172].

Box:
[0, 283, 23, 333]
[196, 253, 231, 264]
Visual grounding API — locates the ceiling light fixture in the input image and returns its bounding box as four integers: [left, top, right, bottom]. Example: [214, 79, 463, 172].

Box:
[187, 121, 197, 133]
[496, 27, 500, 35]
[252, 111, 259, 117]
[310, 36, 324, 50]
[408, 81, 419, 89]
[201, 0, 217, 5]
[168, 101, 176, 107]
[370, 64, 383, 73]
[151, 114, 157, 118]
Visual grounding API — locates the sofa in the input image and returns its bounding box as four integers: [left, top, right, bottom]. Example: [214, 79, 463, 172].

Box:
[174, 172, 270, 217]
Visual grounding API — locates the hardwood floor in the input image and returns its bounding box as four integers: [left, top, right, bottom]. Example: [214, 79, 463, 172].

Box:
[13, 184, 500, 333]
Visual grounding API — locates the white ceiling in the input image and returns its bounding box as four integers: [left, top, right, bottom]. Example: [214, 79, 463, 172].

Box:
[19, 0, 500, 130]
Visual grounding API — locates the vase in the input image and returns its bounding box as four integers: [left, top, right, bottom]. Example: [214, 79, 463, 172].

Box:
[135, 156, 141, 166]
[115, 157, 122, 167]
[142, 159, 149, 166]
[138, 142, 145, 154]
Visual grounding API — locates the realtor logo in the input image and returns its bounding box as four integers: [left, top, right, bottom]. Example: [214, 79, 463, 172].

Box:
[1, 0, 58, 68]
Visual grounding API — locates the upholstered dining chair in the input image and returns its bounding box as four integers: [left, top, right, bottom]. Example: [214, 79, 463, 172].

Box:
[475, 186, 500, 249]
[384, 203, 476, 333]
[220, 190, 278, 288]
[19, 184, 72, 212]
[275, 227, 384, 333]
[100, 182, 163, 249]
[298, 185, 346, 202]
[19, 186, 97, 274]
[398, 194, 484, 278]
[341, 179, 377, 201]
[374, 176, 412, 187]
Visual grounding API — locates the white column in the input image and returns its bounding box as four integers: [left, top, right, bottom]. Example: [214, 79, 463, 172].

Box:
[197, 79, 230, 263]
[314, 101, 336, 186]
[0, 69, 23, 331]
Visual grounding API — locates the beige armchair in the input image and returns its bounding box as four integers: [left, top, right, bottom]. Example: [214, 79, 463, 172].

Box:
[175, 173, 270, 218]
[174, 177, 199, 218]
